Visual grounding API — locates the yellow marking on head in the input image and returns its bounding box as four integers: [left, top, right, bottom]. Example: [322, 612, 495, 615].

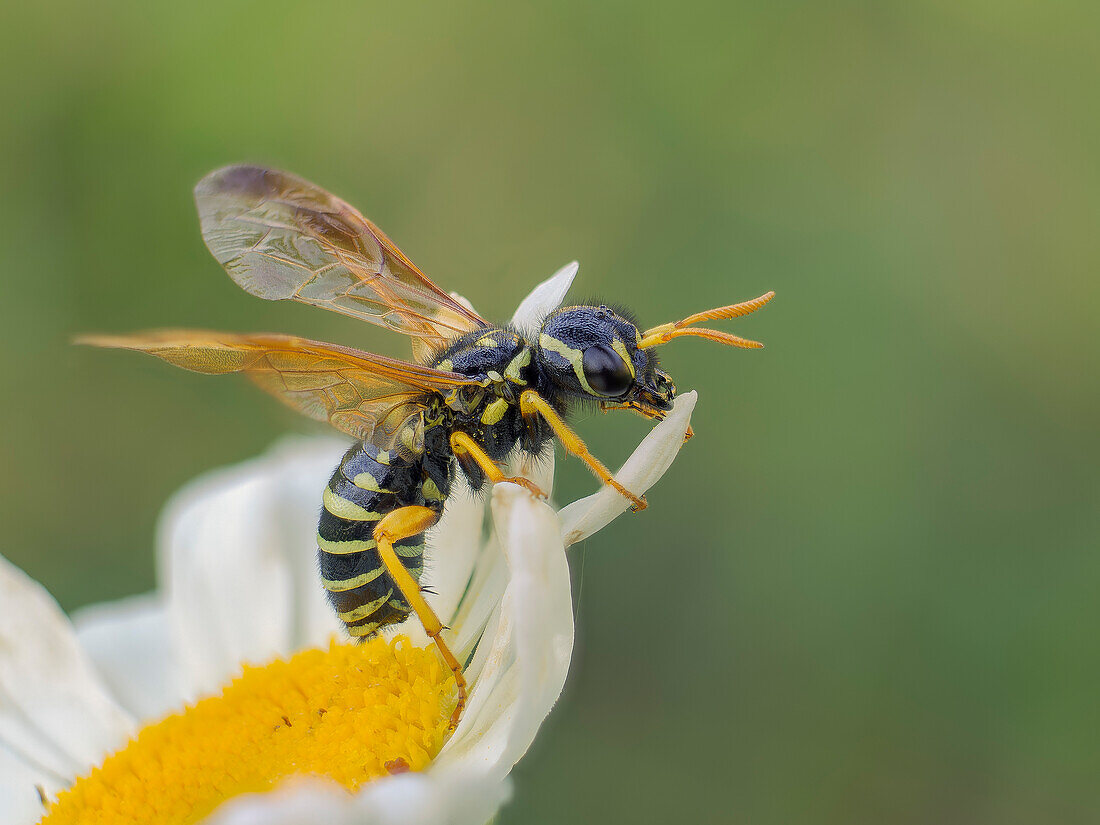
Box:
[321, 566, 386, 592]
[322, 488, 383, 521]
[611, 338, 636, 380]
[351, 471, 394, 494]
[480, 397, 510, 426]
[337, 590, 393, 623]
[539, 333, 596, 394]
[422, 478, 444, 501]
[317, 535, 377, 555]
[504, 347, 532, 384]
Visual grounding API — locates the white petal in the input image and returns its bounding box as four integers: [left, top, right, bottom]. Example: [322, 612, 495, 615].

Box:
[0, 555, 134, 785]
[346, 770, 508, 825]
[71, 594, 187, 723]
[204, 486, 571, 825]
[448, 291, 479, 316]
[159, 436, 347, 697]
[510, 261, 578, 332]
[255, 438, 349, 651]
[503, 443, 556, 500]
[558, 390, 697, 545]
[416, 444, 555, 657]
[205, 771, 508, 825]
[434, 444, 556, 679]
[439, 484, 573, 775]
[201, 780, 350, 825]
[418, 482, 487, 637]
[0, 746, 60, 825]
[488, 484, 573, 769]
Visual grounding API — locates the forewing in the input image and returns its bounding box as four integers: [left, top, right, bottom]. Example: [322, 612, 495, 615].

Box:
[79, 331, 478, 443]
[194, 165, 487, 353]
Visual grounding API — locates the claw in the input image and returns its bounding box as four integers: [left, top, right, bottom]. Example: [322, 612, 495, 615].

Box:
[607, 477, 647, 512]
[503, 476, 548, 500]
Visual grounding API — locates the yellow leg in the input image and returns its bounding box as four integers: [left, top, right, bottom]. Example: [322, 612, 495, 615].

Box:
[449, 431, 547, 499]
[372, 506, 468, 730]
[520, 389, 648, 512]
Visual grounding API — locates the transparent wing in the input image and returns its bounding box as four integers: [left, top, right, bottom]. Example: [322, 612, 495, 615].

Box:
[79, 330, 479, 444]
[194, 165, 488, 356]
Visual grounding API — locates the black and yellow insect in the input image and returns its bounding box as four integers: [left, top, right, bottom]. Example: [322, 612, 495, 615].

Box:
[82, 165, 773, 727]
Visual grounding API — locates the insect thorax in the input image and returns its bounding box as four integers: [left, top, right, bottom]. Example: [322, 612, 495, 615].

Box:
[428, 326, 552, 483]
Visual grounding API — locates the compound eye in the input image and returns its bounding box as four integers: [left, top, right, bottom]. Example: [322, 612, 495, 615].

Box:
[582, 344, 633, 396]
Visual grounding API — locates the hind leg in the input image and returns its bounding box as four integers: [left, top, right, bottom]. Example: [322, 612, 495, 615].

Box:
[372, 505, 468, 730]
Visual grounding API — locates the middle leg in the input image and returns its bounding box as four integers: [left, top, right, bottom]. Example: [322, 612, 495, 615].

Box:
[449, 431, 547, 499]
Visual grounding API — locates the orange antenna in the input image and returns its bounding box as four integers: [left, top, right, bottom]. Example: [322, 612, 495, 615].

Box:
[638, 291, 775, 350]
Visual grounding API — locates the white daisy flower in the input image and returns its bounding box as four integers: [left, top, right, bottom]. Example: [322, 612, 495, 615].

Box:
[0, 263, 697, 825]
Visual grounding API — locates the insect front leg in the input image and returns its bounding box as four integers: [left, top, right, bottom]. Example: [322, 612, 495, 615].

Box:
[449, 431, 548, 499]
[519, 389, 648, 512]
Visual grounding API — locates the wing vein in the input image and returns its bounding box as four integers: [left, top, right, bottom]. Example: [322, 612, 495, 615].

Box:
[194, 165, 488, 352]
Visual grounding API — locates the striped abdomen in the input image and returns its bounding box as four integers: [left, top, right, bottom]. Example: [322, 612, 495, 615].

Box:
[317, 442, 444, 638]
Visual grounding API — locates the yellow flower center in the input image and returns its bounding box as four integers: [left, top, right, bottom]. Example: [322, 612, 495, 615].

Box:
[40, 637, 454, 825]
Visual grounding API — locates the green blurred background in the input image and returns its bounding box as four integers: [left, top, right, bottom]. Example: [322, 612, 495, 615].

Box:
[2, 2, 1098, 822]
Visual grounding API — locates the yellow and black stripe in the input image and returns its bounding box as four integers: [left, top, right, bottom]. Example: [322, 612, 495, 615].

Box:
[317, 442, 443, 637]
